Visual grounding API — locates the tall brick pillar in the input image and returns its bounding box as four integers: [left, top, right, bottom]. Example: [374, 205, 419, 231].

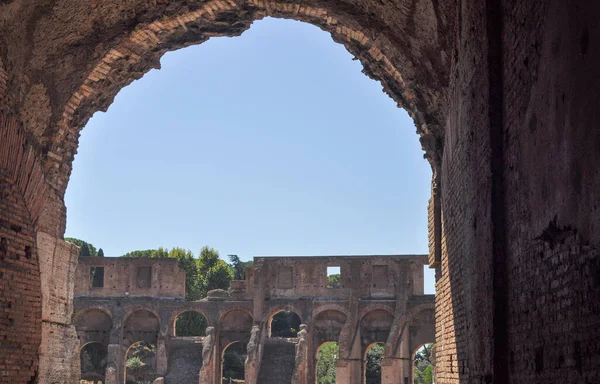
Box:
[36, 231, 80, 384]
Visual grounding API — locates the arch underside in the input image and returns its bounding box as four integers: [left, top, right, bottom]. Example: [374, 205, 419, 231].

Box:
[20, 0, 450, 193]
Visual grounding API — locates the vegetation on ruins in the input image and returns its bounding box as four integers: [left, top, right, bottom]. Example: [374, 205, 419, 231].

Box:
[271, 311, 302, 337]
[316, 342, 339, 384]
[222, 342, 247, 382]
[125, 341, 156, 384]
[228, 254, 253, 280]
[327, 273, 341, 288]
[413, 344, 434, 384]
[119, 245, 240, 336]
[66, 237, 102, 257]
[365, 343, 384, 384]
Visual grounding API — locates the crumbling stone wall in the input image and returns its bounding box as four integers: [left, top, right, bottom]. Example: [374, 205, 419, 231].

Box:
[1, 0, 600, 383]
[0, 165, 40, 384]
[73, 256, 434, 384]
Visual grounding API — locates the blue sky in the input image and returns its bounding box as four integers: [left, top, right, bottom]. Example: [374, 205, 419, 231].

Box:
[64, 18, 435, 293]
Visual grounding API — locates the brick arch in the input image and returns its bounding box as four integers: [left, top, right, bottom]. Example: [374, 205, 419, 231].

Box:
[0, 115, 50, 221]
[406, 302, 435, 323]
[44, 0, 445, 192]
[73, 307, 114, 326]
[358, 304, 395, 322]
[218, 306, 254, 325]
[122, 308, 162, 345]
[170, 308, 211, 336]
[311, 303, 351, 321]
[265, 304, 304, 324]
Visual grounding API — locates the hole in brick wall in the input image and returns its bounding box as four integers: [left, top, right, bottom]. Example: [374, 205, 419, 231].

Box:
[535, 347, 544, 373]
[136, 266, 152, 288]
[327, 266, 340, 288]
[24, 246, 31, 259]
[90, 266, 105, 288]
[0, 237, 7, 260]
[9, 224, 21, 232]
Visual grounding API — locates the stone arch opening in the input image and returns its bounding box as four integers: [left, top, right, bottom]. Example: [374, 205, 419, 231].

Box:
[123, 309, 160, 347]
[412, 343, 435, 384]
[312, 309, 347, 346]
[364, 342, 385, 384]
[220, 309, 254, 345]
[74, 308, 113, 346]
[124, 340, 157, 384]
[221, 341, 247, 383]
[408, 308, 435, 355]
[123, 310, 160, 383]
[269, 310, 302, 338]
[359, 309, 393, 355]
[80, 341, 108, 384]
[44, 0, 446, 193]
[316, 341, 339, 384]
[174, 310, 208, 337]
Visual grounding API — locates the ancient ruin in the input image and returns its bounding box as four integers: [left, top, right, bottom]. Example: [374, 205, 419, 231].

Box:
[73, 255, 434, 384]
[0, 0, 599, 383]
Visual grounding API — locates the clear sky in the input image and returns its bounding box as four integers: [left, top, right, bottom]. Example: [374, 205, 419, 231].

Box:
[64, 18, 435, 293]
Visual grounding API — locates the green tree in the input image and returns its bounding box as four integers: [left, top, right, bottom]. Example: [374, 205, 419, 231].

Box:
[198, 246, 233, 297]
[121, 247, 169, 258]
[80, 243, 91, 257]
[365, 344, 384, 384]
[97, 248, 104, 257]
[228, 254, 244, 280]
[327, 274, 341, 288]
[168, 248, 201, 300]
[317, 342, 338, 384]
[414, 344, 434, 384]
[228, 254, 253, 280]
[65, 237, 98, 257]
[122, 249, 155, 258]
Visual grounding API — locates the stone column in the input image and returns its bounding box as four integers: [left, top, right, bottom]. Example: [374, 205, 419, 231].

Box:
[291, 324, 309, 384]
[104, 344, 121, 384]
[36, 231, 81, 384]
[156, 336, 168, 378]
[245, 324, 261, 384]
[252, 262, 265, 321]
[335, 359, 362, 384]
[199, 326, 216, 384]
[336, 324, 362, 384]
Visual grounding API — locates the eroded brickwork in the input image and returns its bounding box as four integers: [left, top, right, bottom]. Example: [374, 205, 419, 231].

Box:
[73, 255, 434, 384]
[0, 172, 41, 383]
[1, 1, 600, 383]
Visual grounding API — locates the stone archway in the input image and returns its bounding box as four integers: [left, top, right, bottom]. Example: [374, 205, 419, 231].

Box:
[5, 1, 598, 384]
[2, 1, 450, 381]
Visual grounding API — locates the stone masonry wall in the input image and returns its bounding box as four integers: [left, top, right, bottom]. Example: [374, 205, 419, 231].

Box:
[0, 171, 41, 384]
[502, 1, 600, 383]
[435, 0, 495, 382]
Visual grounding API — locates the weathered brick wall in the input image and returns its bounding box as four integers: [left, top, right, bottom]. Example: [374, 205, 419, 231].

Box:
[0, 171, 41, 383]
[502, 1, 600, 383]
[435, 0, 495, 382]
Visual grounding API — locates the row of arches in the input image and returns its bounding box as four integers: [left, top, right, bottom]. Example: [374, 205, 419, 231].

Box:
[75, 306, 433, 383]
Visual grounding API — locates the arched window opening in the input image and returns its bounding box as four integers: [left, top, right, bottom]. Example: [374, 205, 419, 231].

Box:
[313, 310, 347, 346]
[222, 341, 247, 383]
[413, 343, 435, 384]
[364, 343, 384, 384]
[269, 310, 301, 338]
[175, 311, 208, 337]
[80, 342, 107, 384]
[316, 341, 339, 384]
[125, 341, 157, 384]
